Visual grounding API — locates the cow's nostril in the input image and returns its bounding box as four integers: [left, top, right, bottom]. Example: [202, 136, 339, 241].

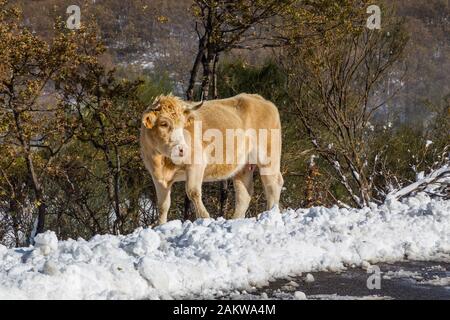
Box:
[179, 147, 184, 156]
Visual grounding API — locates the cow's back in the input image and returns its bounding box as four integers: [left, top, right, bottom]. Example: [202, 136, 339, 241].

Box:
[197, 93, 281, 131]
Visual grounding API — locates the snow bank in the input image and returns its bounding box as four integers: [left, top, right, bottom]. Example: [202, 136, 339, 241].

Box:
[0, 192, 449, 300]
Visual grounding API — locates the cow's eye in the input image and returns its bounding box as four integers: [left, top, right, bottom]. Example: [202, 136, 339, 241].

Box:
[159, 122, 169, 128]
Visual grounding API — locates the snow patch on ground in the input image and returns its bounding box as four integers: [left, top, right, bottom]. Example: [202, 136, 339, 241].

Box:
[383, 270, 423, 280]
[0, 192, 449, 299]
[421, 277, 450, 287]
[308, 294, 393, 300]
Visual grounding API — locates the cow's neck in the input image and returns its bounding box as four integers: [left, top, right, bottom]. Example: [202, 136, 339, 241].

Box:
[149, 151, 179, 187]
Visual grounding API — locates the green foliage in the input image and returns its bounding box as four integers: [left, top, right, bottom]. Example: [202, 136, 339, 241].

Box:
[218, 59, 287, 101]
[136, 74, 174, 105]
[370, 100, 449, 190]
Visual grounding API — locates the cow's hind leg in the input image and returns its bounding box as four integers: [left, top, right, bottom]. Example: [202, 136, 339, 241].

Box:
[185, 165, 210, 219]
[232, 168, 254, 219]
[259, 169, 283, 211]
[258, 127, 283, 211]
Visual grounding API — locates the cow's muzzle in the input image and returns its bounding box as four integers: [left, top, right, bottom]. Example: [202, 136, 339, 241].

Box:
[173, 144, 185, 157]
[170, 143, 189, 164]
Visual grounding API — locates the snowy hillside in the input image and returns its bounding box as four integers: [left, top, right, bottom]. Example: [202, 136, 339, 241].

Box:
[0, 189, 448, 300]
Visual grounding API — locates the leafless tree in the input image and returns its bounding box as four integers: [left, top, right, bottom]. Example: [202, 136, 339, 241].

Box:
[286, 11, 408, 207]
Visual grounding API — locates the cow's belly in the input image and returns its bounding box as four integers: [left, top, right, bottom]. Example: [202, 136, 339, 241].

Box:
[203, 163, 245, 182]
[169, 163, 245, 183]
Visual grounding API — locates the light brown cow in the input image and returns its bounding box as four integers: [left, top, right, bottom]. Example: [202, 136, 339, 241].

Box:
[140, 93, 283, 224]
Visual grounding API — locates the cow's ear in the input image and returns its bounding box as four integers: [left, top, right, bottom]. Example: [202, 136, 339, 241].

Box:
[142, 112, 157, 129]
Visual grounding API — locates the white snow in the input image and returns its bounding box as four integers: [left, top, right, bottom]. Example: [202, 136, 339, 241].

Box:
[0, 192, 449, 300]
[308, 294, 392, 300]
[33, 231, 58, 256]
[304, 274, 315, 283]
[293, 291, 307, 300]
[382, 270, 422, 280]
[421, 277, 450, 287]
[387, 165, 449, 200]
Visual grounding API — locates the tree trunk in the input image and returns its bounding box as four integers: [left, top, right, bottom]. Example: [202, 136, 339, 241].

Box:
[211, 53, 219, 99]
[112, 172, 121, 234]
[219, 180, 229, 216]
[186, 36, 206, 100]
[183, 194, 192, 221]
[13, 110, 47, 237]
[9, 198, 20, 247]
[26, 151, 46, 236]
[112, 148, 122, 234]
[35, 187, 47, 235]
[201, 52, 213, 99]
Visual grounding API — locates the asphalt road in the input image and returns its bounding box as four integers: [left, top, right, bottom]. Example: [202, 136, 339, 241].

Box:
[257, 261, 450, 300]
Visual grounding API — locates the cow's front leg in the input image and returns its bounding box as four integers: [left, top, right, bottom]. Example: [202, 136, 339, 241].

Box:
[185, 165, 210, 219]
[155, 182, 171, 225]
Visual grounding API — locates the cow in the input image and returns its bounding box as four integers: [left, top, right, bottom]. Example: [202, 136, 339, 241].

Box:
[140, 93, 283, 225]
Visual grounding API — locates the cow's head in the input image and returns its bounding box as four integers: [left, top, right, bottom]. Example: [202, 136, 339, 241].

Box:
[142, 95, 203, 160]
